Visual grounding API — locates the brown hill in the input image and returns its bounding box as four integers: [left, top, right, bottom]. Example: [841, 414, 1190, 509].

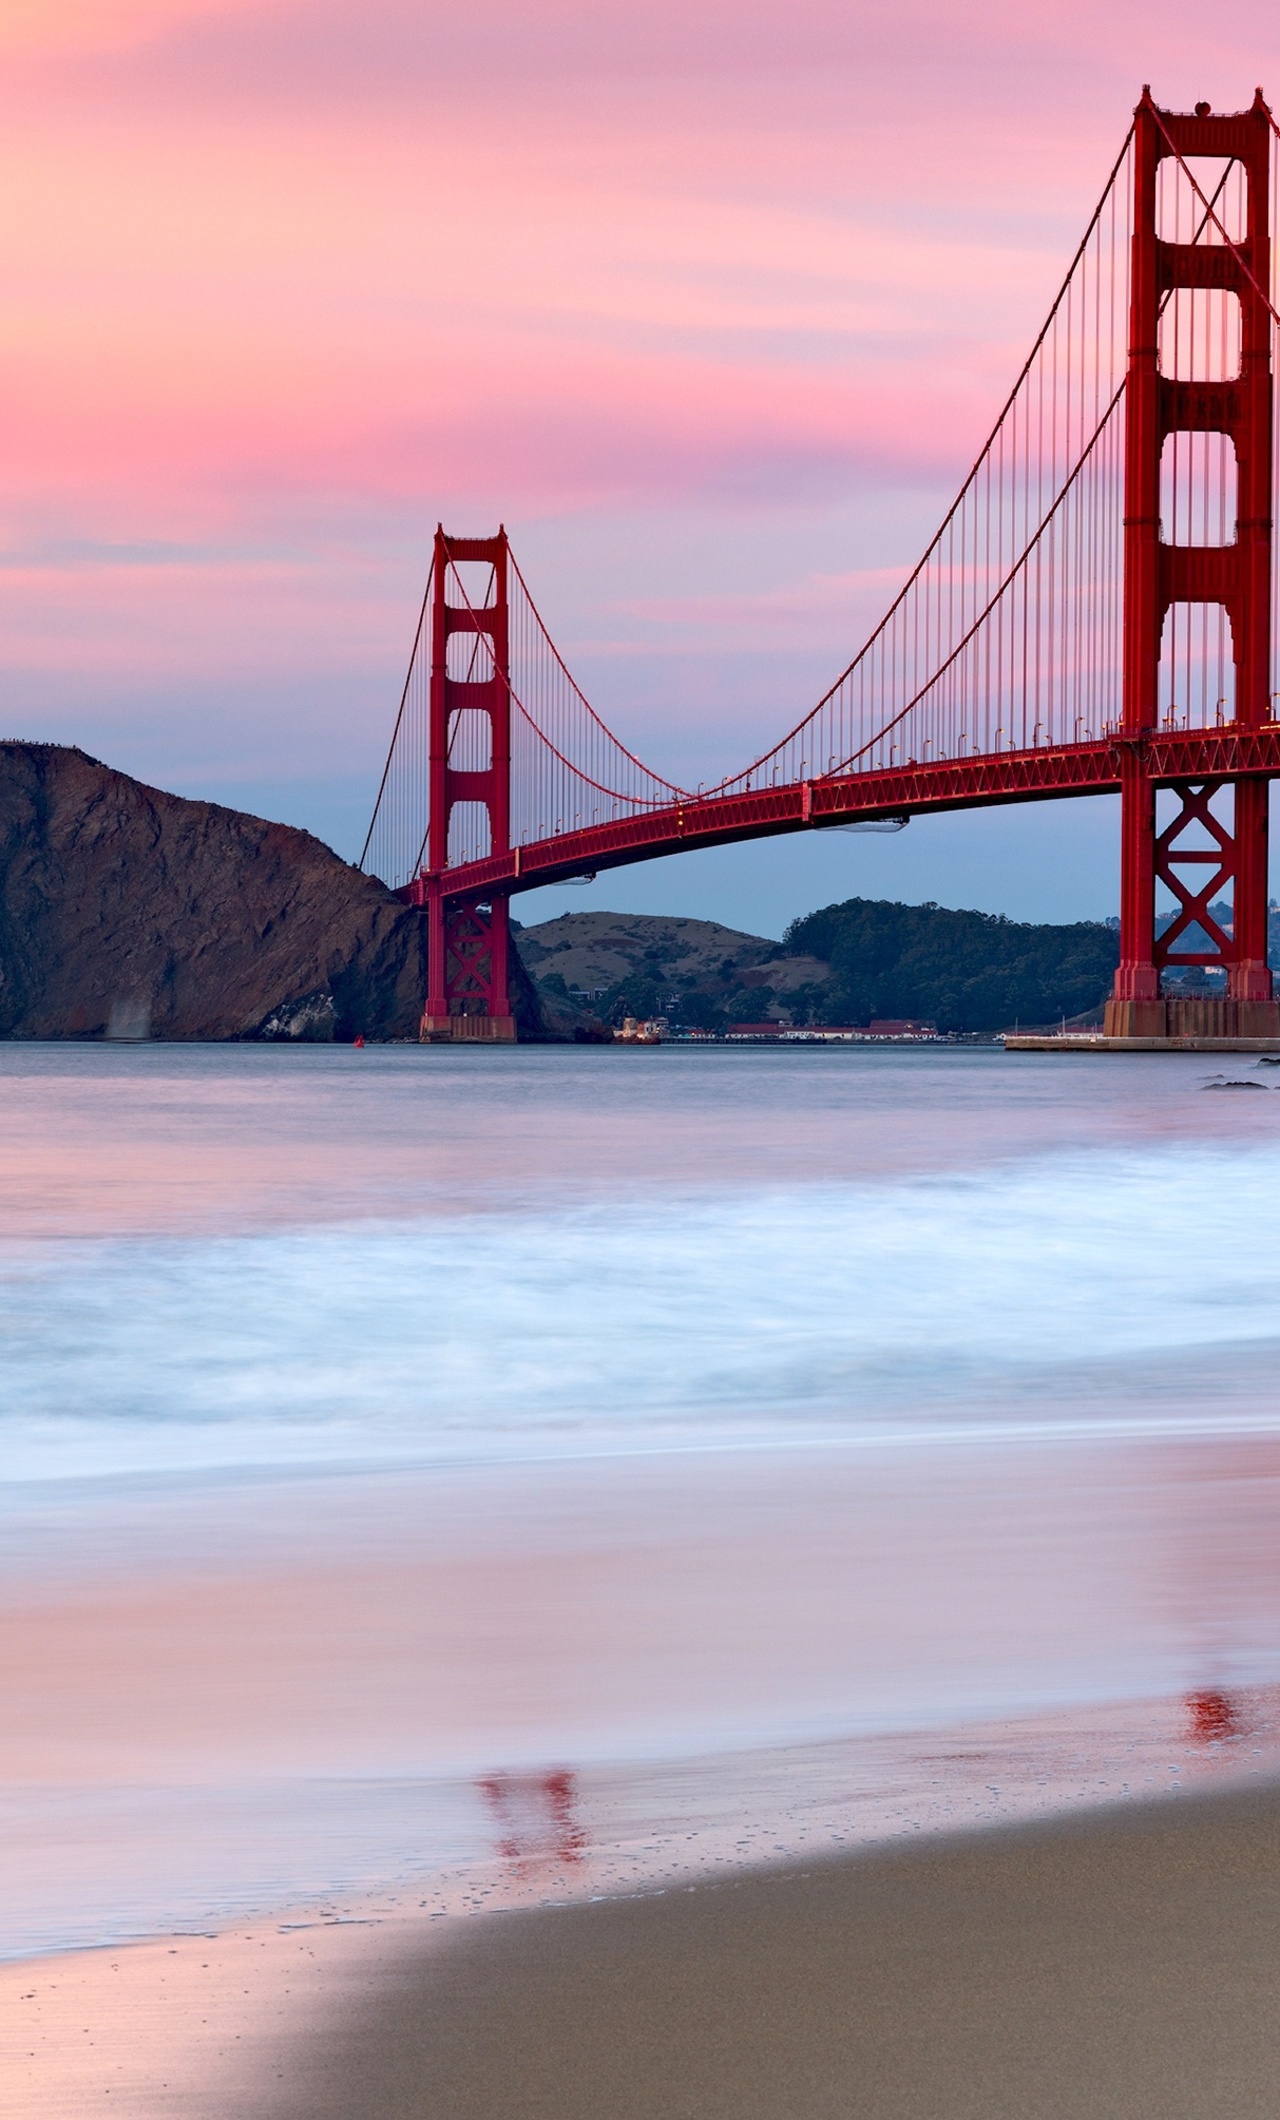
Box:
[516, 910, 776, 994]
[0, 742, 440, 1041]
[515, 909, 828, 1031]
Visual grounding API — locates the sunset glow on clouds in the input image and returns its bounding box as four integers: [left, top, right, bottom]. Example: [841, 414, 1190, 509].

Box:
[3, 0, 1279, 917]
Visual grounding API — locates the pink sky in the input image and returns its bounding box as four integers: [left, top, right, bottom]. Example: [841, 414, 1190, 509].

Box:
[3, 0, 1279, 923]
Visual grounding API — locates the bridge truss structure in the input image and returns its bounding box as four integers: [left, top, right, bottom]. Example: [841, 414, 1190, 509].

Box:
[362, 90, 1280, 1041]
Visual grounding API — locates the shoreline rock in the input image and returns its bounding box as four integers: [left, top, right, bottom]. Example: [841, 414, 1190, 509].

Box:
[0, 743, 539, 1043]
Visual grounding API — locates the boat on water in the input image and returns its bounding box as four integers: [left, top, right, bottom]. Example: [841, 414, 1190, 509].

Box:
[616, 1016, 665, 1045]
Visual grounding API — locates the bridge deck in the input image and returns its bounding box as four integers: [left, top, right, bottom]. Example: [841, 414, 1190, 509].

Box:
[412, 726, 1280, 906]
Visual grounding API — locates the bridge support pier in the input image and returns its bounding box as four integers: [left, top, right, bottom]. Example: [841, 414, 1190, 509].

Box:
[1105, 90, 1277, 1042]
[1106, 770, 1278, 1038]
[421, 891, 516, 1042]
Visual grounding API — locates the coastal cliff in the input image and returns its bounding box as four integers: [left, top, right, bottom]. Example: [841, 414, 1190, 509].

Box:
[0, 742, 441, 1041]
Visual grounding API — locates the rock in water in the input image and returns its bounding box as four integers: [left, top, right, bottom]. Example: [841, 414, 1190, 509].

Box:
[0, 743, 437, 1041]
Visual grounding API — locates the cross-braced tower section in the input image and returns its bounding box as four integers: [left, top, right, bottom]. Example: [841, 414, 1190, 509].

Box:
[1107, 89, 1277, 1036]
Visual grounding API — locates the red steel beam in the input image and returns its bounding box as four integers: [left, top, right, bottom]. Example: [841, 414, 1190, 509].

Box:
[401, 725, 1280, 909]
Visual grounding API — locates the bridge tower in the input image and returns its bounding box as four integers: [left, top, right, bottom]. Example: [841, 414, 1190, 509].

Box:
[1106, 90, 1277, 1038]
[418, 527, 516, 1042]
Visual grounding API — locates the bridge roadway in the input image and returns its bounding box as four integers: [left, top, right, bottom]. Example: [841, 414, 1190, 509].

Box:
[407, 724, 1280, 909]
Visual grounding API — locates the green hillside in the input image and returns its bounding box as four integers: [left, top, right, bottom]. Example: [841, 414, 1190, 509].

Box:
[781, 898, 1119, 1035]
[516, 898, 1121, 1037]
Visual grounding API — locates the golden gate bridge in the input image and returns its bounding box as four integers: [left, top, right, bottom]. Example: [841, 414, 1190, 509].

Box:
[361, 91, 1280, 1045]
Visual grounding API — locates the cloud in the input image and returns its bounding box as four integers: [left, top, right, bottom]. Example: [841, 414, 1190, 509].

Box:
[5, 0, 1278, 814]
[22, 0, 1272, 113]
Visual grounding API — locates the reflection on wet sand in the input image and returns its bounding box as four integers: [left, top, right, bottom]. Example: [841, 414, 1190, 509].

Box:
[447, 1682, 1280, 1928]
[4, 1427, 1280, 1956]
[479, 1771, 586, 1879]
[1187, 1687, 1240, 1742]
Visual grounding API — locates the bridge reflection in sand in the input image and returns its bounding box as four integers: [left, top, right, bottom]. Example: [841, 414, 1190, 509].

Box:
[1187, 1689, 1241, 1744]
[479, 1770, 586, 1880]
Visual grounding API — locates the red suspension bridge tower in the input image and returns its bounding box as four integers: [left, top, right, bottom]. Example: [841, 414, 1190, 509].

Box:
[420, 528, 516, 1042]
[364, 90, 1280, 1049]
[1108, 89, 1278, 1038]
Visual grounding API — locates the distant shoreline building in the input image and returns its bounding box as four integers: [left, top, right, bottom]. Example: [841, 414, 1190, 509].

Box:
[725, 1020, 939, 1043]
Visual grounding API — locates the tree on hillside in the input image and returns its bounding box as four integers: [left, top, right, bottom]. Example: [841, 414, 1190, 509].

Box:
[783, 898, 1119, 1034]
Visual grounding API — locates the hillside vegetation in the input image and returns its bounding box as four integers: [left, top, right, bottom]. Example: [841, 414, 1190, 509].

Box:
[782, 898, 1120, 1035]
[517, 897, 1122, 1036]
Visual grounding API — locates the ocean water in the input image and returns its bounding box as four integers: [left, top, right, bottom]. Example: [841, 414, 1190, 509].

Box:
[4, 1042, 1280, 1955]
[7, 1042, 1280, 1479]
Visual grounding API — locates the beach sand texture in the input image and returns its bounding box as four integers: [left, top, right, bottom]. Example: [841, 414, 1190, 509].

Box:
[244, 1781, 1280, 2120]
[4, 1715, 1280, 2119]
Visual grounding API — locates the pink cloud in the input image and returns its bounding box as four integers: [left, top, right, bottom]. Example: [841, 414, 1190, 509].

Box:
[3, 0, 1278, 816]
[19, 0, 1271, 113]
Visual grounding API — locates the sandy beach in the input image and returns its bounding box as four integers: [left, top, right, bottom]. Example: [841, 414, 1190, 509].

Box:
[7, 1049, 1280, 2115]
[275, 1781, 1280, 2120]
[4, 1778, 1277, 2119]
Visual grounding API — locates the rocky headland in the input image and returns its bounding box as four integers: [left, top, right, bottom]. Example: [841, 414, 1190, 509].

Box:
[0, 742, 443, 1041]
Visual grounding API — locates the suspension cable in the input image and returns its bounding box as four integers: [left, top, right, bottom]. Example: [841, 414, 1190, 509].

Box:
[359, 557, 433, 870]
[828, 379, 1126, 775]
[694, 123, 1138, 797]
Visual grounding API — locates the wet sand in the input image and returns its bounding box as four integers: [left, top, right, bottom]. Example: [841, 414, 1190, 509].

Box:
[5, 1779, 1279, 2116]
[268, 1782, 1280, 2120]
[6, 1433, 1280, 1962]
